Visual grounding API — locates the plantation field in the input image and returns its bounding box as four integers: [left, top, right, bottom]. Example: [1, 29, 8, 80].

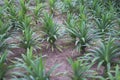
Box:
[0, 0, 120, 80]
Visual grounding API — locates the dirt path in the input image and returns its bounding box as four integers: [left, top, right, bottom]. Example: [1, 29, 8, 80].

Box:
[41, 40, 78, 80]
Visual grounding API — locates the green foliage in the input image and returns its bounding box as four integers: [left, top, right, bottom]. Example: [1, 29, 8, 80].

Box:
[78, 5, 87, 21]
[17, 10, 25, 28]
[95, 65, 120, 80]
[89, 38, 120, 74]
[19, 16, 41, 50]
[35, 0, 45, 4]
[34, 3, 44, 24]
[0, 20, 10, 53]
[49, 0, 56, 14]
[75, 21, 92, 53]
[68, 58, 95, 80]
[90, 0, 104, 18]
[20, 26, 41, 50]
[24, 0, 30, 4]
[65, 4, 92, 53]
[62, 0, 87, 13]
[94, 12, 116, 40]
[19, 0, 28, 15]
[113, 18, 120, 39]
[0, 51, 12, 80]
[0, 20, 10, 35]
[4, 0, 18, 28]
[66, 17, 93, 53]
[41, 13, 59, 50]
[0, 35, 8, 54]
[4, 0, 14, 14]
[0, 0, 120, 79]
[20, 26, 32, 49]
[108, 65, 120, 80]
[18, 14, 29, 30]
[21, 16, 31, 29]
[62, 0, 79, 13]
[17, 5, 30, 30]
[13, 48, 61, 80]
[0, 6, 4, 20]
[65, 13, 77, 40]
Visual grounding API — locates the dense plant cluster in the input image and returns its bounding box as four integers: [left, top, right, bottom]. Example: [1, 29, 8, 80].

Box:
[0, 0, 120, 80]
